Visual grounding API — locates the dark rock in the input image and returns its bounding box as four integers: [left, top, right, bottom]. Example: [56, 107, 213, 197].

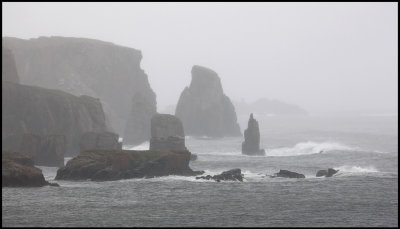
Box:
[55, 149, 203, 181]
[316, 168, 339, 177]
[242, 113, 266, 155]
[175, 65, 241, 137]
[196, 168, 244, 182]
[149, 114, 187, 152]
[275, 169, 305, 178]
[2, 150, 56, 187]
[3, 36, 157, 142]
[79, 131, 121, 152]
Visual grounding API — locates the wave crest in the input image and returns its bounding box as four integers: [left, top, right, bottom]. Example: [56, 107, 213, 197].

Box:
[267, 141, 356, 157]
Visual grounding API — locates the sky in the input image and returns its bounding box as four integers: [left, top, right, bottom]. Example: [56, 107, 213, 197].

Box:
[2, 2, 398, 115]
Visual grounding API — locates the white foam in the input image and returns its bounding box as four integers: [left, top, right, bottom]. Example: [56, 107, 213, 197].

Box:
[123, 141, 149, 150]
[334, 165, 379, 173]
[267, 141, 357, 157]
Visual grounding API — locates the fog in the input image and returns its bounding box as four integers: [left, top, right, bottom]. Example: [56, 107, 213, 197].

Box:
[2, 2, 398, 115]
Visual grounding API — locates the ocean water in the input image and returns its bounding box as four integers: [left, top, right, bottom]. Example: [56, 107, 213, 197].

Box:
[2, 115, 398, 227]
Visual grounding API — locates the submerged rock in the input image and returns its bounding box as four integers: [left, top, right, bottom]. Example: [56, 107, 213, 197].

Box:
[275, 169, 305, 178]
[316, 168, 339, 177]
[55, 149, 204, 181]
[242, 113, 265, 155]
[175, 65, 241, 137]
[196, 168, 244, 182]
[2, 150, 59, 187]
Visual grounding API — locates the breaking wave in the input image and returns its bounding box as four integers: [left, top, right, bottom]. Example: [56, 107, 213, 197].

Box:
[267, 141, 358, 157]
[334, 165, 379, 173]
[123, 141, 149, 150]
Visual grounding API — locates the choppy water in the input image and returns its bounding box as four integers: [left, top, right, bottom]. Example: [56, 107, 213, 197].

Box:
[2, 115, 398, 227]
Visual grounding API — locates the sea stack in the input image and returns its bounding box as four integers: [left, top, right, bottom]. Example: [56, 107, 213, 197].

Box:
[242, 113, 265, 155]
[149, 113, 187, 152]
[175, 65, 241, 137]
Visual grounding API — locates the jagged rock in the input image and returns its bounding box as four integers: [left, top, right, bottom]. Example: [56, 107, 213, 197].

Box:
[175, 65, 241, 137]
[19, 133, 65, 167]
[2, 150, 59, 187]
[242, 113, 266, 155]
[149, 114, 187, 152]
[55, 149, 204, 181]
[275, 169, 305, 178]
[196, 168, 244, 182]
[3, 36, 157, 142]
[316, 168, 339, 177]
[2, 47, 20, 83]
[123, 92, 157, 145]
[79, 131, 121, 152]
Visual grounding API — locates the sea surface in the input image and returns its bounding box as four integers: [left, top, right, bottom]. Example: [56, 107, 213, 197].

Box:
[2, 114, 398, 227]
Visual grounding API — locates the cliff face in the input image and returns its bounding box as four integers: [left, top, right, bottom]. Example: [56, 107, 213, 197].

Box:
[2, 36, 157, 143]
[2, 81, 108, 156]
[2, 47, 20, 83]
[123, 92, 157, 145]
[175, 65, 241, 137]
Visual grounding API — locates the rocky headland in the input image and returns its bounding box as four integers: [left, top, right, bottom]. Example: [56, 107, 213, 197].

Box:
[2, 36, 157, 145]
[2, 46, 109, 157]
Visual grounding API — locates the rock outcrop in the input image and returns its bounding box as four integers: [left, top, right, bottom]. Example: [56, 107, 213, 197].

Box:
[196, 168, 244, 182]
[2, 150, 59, 187]
[55, 149, 204, 181]
[242, 113, 265, 155]
[79, 131, 122, 152]
[149, 114, 187, 152]
[175, 65, 241, 137]
[316, 168, 339, 177]
[274, 170, 305, 178]
[2, 36, 157, 143]
[19, 134, 65, 167]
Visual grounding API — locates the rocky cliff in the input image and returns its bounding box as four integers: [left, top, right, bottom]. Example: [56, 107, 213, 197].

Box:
[2, 36, 157, 143]
[2, 81, 108, 156]
[175, 65, 241, 137]
[2, 47, 20, 83]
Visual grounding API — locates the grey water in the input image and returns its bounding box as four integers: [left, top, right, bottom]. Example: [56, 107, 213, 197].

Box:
[2, 115, 398, 227]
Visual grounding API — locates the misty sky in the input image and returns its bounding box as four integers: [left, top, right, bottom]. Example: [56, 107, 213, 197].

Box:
[2, 2, 398, 115]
